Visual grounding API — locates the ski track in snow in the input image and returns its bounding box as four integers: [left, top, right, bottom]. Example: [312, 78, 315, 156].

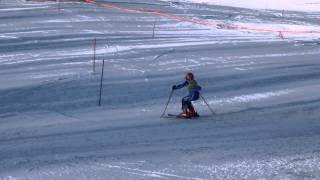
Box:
[1, 0, 320, 179]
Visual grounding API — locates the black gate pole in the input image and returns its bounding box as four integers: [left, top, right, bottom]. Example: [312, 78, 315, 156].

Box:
[98, 60, 105, 106]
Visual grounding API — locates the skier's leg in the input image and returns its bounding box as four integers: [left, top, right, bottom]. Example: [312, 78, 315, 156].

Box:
[181, 96, 189, 112]
[187, 103, 199, 117]
[187, 92, 200, 117]
[188, 103, 194, 113]
[180, 96, 190, 117]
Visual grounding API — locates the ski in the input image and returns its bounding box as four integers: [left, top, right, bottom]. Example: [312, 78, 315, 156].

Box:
[166, 113, 198, 119]
[162, 113, 214, 119]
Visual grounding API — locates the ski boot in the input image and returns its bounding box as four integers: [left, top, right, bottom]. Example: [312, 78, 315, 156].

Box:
[187, 106, 199, 118]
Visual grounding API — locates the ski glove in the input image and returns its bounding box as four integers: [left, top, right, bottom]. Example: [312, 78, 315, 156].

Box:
[172, 85, 177, 90]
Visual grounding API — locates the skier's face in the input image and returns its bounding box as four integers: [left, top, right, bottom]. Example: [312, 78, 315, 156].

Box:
[186, 74, 192, 81]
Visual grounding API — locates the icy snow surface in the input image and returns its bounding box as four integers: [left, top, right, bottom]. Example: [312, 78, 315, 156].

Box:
[1, 0, 320, 179]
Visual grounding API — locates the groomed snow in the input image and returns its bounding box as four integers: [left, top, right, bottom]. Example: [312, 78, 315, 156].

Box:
[163, 0, 320, 12]
[1, 0, 320, 179]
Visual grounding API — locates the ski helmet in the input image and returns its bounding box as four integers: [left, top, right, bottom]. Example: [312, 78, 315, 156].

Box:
[186, 72, 194, 80]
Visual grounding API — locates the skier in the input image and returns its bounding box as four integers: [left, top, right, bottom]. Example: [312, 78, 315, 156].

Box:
[172, 72, 201, 118]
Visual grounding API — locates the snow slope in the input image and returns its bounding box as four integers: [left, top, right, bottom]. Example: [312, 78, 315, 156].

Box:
[164, 0, 320, 12]
[1, 0, 320, 179]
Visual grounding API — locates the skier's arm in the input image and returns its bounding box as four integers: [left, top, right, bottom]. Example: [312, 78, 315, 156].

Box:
[173, 81, 188, 90]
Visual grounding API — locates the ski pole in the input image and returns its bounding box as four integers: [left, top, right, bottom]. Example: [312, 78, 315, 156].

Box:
[200, 94, 215, 115]
[161, 90, 174, 117]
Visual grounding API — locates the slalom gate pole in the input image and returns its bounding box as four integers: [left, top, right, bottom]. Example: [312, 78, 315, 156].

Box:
[93, 38, 97, 72]
[98, 60, 105, 106]
[58, 0, 61, 11]
[161, 90, 174, 117]
[200, 94, 215, 115]
[152, 18, 157, 39]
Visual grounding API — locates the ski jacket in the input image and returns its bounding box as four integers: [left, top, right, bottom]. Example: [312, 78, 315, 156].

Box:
[174, 80, 201, 101]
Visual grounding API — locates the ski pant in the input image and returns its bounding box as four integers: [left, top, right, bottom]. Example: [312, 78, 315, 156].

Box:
[181, 92, 199, 112]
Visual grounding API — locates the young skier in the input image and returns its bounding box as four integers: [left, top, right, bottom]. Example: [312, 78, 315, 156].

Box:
[172, 72, 201, 118]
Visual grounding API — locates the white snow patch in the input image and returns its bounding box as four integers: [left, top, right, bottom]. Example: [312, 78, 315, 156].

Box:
[211, 90, 293, 105]
[0, 6, 49, 12]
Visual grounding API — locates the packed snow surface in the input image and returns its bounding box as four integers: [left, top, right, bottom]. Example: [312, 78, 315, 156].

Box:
[163, 0, 320, 12]
[1, 0, 320, 179]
